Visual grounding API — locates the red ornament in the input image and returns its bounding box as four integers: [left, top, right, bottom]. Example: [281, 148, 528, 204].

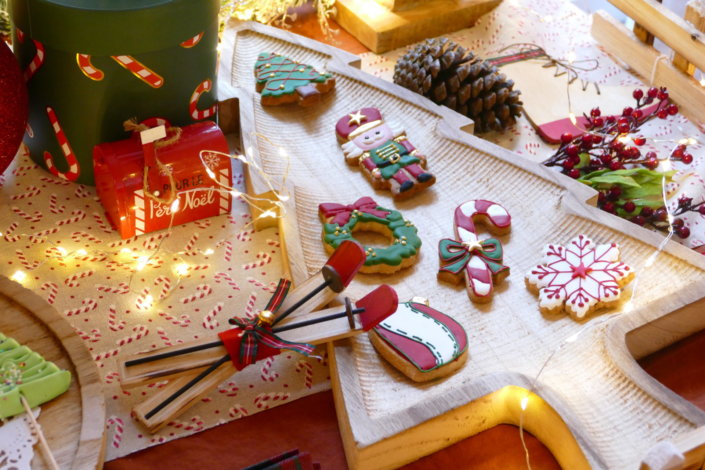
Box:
[0, 41, 29, 175]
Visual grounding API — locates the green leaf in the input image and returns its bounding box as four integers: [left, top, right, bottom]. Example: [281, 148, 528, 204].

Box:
[575, 153, 591, 169]
[586, 174, 641, 188]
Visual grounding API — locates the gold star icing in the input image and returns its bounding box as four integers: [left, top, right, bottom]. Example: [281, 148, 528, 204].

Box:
[348, 110, 367, 126]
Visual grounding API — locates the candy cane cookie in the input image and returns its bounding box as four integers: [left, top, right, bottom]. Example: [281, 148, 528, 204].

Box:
[43, 106, 80, 181]
[76, 54, 105, 81]
[190, 79, 216, 120]
[111, 55, 164, 88]
[180, 32, 204, 48]
[438, 200, 511, 302]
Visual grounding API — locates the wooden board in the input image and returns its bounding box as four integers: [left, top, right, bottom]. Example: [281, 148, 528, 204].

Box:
[334, 0, 501, 53]
[0, 277, 106, 469]
[220, 22, 705, 470]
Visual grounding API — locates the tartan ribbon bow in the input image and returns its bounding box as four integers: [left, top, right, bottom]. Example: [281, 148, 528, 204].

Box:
[438, 237, 507, 275]
[220, 279, 315, 369]
[319, 197, 390, 226]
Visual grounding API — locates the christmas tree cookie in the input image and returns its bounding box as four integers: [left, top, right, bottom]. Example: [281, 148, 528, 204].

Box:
[369, 301, 468, 382]
[0, 333, 71, 419]
[254, 52, 335, 106]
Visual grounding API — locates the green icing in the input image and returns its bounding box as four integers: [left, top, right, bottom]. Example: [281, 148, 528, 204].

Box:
[322, 206, 421, 267]
[254, 52, 332, 98]
[0, 333, 71, 419]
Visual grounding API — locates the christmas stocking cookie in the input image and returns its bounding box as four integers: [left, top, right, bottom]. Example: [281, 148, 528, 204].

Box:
[336, 107, 436, 200]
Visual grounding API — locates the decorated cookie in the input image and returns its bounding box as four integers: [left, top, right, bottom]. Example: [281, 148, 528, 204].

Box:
[319, 197, 421, 274]
[254, 52, 335, 106]
[336, 108, 436, 200]
[0, 333, 71, 419]
[438, 200, 511, 302]
[526, 234, 635, 320]
[369, 301, 468, 382]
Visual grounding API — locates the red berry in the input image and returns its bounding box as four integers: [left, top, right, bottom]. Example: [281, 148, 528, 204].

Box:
[632, 89, 644, 100]
[609, 161, 623, 170]
[657, 109, 668, 119]
[602, 202, 616, 213]
[605, 115, 616, 124]
[568, 168, 581, 179]
[590, 158, 603, 168]
[641, 206, 654, 218]
[592, 117, 604, 127]
[682, 153, 693, 164]
[592, 134, 603, 144]
[600, 154, 613, 165]
[622, 106, 634, 117]
[608, 186, 622, 200]
[581, 134, 594, 147]
[633, 136, 646, 146]
[657, 88, 669, 100]
[672, 146, 684, 159]
[631, 215, 646, 226]
[632, 109, 643, 119]
[624, 201, 636, 212]
[598, 192, 606, 203]
[645, 157, 659, 169]
[627, 147, 641, 159]
[590, 107, 601, 117]
[569, 154, 581, 165]
[617, 118, 630, 133]
[562, 160, 575, 170]
[667, 104, 678, 115]
[561, 132, 574, 144]
[647, 87, 659, 98]
[699, 205, 705, 215]
[653, 208, 667, 221]
[677, 226, 690, 238]
[672, 218, 684, 229]
[565, 144, 579, 157]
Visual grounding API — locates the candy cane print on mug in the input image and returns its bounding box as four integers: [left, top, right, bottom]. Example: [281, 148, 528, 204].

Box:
[43, 107, 80, 181]
[190, 79, 216, 120]
[438, 200, 511, 302]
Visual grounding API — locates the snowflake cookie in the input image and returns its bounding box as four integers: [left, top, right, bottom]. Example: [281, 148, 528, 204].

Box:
[525, 235, 634, 320]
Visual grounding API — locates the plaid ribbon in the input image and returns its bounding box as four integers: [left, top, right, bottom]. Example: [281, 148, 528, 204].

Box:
[220, 279, 315, 369]
[319, 197, 390, 226]
[438, 238, 507, 276]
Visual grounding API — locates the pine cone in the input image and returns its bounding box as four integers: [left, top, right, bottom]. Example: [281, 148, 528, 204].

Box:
[394, 37, 523, 133]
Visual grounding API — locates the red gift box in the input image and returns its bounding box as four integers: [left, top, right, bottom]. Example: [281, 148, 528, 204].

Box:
[93, 120, 232, 239]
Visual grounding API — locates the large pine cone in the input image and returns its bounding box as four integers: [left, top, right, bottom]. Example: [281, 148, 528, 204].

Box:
[394, 37, 523, 133]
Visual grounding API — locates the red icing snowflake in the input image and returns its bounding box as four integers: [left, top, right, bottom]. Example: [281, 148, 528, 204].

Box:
[526, 234, 634, 319]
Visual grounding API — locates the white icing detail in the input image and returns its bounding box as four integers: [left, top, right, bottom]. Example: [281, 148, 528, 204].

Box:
[379, 303, 459, 366]
[486, 203, 507, 219]
[457, 227, 478, 244]
[458, 201, 477, 217]
[471, 278, 491, 296]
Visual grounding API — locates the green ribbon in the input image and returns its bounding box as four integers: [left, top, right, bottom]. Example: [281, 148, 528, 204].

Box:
[438, 237, 507, 275]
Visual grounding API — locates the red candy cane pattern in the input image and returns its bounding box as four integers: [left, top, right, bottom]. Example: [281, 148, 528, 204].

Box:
[64, 270, 95, 287]
[71, 231, 102, 244]
[76, 54, 105, 81]
[218, 382, 239, 397]
[40, 282, 58, 304]
[445, 200, 511, 302]
[97, 283, 130, 295]
[158, 312, 191, 327]
[15, 249, 40, 270]
[295, 359, 314, 389]
[260, 356, 279, 382]
[201, 302, 222, 330]
[49, 194, 66, 214]
[166, 416, 204, 432]
[214, 272, 240, 291]
[253, 392, 290, 410]
[107, 305, 127, 332]
[117, 325, 149, 347]
[12, 206, 42, 223]
[189, 79, 216, 120]
[92, 212, 114, 234]
[179, 32, 204, 48]
[228, 405, 249, 419]
[154, 276, 172, 300]
[11, 185, 40, 200]
[242, 252, 272, 270]
[64, 298, 98, 317]
[4, 222, 20, 242]
[55, 209, 86, 227]
[106, 417, 124, 449]
[111, 55, 164, 88]
[16, 28, 45, 81]
[43, 107, 80, 181]
[180, 284, 212, 304]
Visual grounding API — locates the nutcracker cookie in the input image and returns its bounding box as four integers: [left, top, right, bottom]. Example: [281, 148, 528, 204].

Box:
[336, 108, 435, 199]
[254, 52, 335, 106]
[526, 234, 635, 320]
[438, 200, 511, 303]
[319, 197, 421, 274]
[369, 301, 468, 382]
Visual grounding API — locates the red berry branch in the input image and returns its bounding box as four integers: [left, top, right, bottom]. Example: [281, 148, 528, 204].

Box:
[542, 87, 696, 239]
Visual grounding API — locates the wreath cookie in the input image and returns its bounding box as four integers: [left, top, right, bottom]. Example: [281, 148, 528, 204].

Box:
[254, 52, 335, 107]
[525, 234, 634, 320]
[369, 301, 468, 382]
[319, 197, 421, 274]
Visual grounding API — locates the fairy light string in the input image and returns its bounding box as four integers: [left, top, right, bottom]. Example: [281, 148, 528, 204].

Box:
[3, 132, 292, 310]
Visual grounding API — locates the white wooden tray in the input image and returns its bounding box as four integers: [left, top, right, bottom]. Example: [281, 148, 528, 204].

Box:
[219, 21, 705, 470]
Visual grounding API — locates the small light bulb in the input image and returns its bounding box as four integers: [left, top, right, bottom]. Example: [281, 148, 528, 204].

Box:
[170, 198, 180, 213]
[175, 263, 190, 276]
[57, 246, 68, 256]
[136, 256, 150, 271]
[277, 194, 290, 202]
[260, 209, 277, 218]
[76, 249, 88, 256]
[566, 51, 576, 64]
[623, 301, 634, 313]
[204, 248, 214, 256]
[230, 190, 242, 198]
[618, 134, 632, 144]
[11, 270, 27, 283]
[142, 294, 154, 309]
[565, 332, 580, 343]
[644, 253, 658, 268]
[520, 396, 529, 411]
[278, 147, 288, 158]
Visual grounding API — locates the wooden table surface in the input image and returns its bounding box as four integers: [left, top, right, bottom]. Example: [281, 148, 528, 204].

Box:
[106, 6, 705, 469]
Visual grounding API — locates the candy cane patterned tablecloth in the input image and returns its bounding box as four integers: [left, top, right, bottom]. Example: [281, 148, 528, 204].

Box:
[0, 149, 331, 460]
[359, 0, 705, 253]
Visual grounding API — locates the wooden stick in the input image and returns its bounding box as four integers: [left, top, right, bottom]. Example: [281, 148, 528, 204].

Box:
[607, 0, 705, 73]
[672, 0, 705, 75]
[591, 10, 705, 126]
[20, 396, 60, 470]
